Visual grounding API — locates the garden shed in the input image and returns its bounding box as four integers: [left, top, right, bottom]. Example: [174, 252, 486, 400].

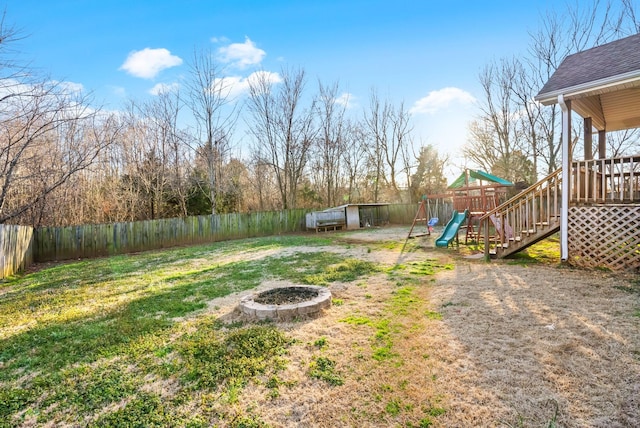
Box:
[306, 203, 390, 232]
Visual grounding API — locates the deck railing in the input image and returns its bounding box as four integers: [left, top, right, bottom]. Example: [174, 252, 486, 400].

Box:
[572, 155, 640, 203]
[452, 194, 500, 213]
[473, 155, 639, 260]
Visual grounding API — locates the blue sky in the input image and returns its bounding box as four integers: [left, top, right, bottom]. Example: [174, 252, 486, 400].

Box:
[6, 0, 559, 178]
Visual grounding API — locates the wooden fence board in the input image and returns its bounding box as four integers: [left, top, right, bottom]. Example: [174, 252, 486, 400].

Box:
[387, 202, 453, 226]
[0, 224, 34, 279]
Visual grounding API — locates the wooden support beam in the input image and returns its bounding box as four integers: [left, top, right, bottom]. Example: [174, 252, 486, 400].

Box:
[598, 129, 606, 159]
[584, 117, 592, 160]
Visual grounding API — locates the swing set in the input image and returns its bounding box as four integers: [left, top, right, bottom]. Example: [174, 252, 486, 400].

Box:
[406, 196, 439, 239]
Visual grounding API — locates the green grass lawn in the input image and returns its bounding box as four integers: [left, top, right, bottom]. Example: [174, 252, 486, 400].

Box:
[0, 235, 340, 426]
[0, 233, 452, 427]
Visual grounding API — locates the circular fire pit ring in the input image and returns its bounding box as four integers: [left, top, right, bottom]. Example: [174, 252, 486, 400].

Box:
[238, 285, 332, 321]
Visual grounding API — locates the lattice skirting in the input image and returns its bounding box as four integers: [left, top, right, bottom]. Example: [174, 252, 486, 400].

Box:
[568, 205, 640, 271]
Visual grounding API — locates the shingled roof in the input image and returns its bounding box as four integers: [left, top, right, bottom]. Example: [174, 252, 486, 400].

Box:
[535, 32, 640, 131]
[537, 33, 640, 98]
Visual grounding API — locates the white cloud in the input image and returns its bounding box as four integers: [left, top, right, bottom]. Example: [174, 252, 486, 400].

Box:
[0, 79, 29, 98]
[215, 71, 282, 98]
[218, 37, 266, 69]
[149, 82, 180, 95]
[0, 79, 83, 102]
[334, 92, 356, 109]
[246, 70, 282, 90]
[54, 80, 84, 94]
[213, 76, 246, 99]
[410, 87, 476, 115]
[119, 48, 183, 79]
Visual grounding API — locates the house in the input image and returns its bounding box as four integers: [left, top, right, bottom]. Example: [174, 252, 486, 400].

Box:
[481, 33, 640, 271]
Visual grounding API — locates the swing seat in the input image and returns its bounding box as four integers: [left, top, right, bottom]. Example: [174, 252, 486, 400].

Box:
[427, 218, 439, 227]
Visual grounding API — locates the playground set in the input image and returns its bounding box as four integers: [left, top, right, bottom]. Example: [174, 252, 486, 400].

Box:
[407, 169, 514, 249]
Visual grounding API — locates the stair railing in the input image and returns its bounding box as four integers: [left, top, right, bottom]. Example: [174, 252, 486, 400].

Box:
[479, 168, 563, 258]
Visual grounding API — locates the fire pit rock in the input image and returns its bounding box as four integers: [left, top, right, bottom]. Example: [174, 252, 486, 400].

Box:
[238, 285, 332, 321]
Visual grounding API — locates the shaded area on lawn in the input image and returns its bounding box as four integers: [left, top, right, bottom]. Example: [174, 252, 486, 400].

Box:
[0, 235, 378, 426]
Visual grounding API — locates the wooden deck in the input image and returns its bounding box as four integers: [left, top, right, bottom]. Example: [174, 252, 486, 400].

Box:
[479, 156, 639, 270]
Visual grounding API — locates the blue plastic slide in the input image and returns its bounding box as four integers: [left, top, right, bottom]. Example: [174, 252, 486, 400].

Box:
[435, 210, 469, 247]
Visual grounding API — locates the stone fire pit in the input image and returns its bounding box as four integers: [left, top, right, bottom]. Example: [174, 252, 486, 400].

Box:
[238, 285, 332, 321]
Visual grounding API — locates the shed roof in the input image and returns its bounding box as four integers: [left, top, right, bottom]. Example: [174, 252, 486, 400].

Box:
[535, 33, 640, 132]
[324, 203, 390, 212]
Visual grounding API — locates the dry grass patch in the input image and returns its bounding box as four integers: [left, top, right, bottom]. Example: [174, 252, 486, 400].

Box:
[427, 261, 640, 426]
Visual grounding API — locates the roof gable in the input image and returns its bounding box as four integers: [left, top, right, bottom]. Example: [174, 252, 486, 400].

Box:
[535, 32, 640, 132]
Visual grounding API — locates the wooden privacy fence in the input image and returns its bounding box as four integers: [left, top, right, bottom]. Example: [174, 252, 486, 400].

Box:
[1, 203, 451, 274]
[0, 224, 34, 279]
[34, 209, 309, 263]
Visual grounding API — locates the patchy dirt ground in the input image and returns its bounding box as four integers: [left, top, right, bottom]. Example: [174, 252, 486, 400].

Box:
[208, 227, 640, 427]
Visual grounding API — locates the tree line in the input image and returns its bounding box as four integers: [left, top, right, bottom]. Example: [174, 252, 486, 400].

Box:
[2, 2, 639, 228]
[0, 20, 449, 227]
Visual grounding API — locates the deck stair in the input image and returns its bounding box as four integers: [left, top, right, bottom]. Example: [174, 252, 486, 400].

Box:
[479, 168, 562, 258]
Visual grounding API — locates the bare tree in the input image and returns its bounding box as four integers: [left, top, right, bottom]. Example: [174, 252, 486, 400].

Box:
[117, 101, 168, 220]
[312, 81, 347, 207]
[388, 101, 412, 200]
[525, 0, 640, 173]
[219, 157, 249, 212]
[362, 90, 389, 202]
[605, 129, 640, 157]
[185, 48, 238, 214]
[246, 67, 316, 209]
[0, 78, 113, 225]
[48, 113, 123, 226]
[246, 153, 279, 211]
[97, 111, 154, 222]
[621, 0, 640, 33]
[464, 60, 535, 184]
[341, 120, 368, 203]
[362, 90, 413, 202]
[469, 0, 640, 185]
[146, 89, 191, 217]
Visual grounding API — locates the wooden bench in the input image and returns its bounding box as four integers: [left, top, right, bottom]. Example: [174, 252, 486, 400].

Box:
[315, 219, 345, 232]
